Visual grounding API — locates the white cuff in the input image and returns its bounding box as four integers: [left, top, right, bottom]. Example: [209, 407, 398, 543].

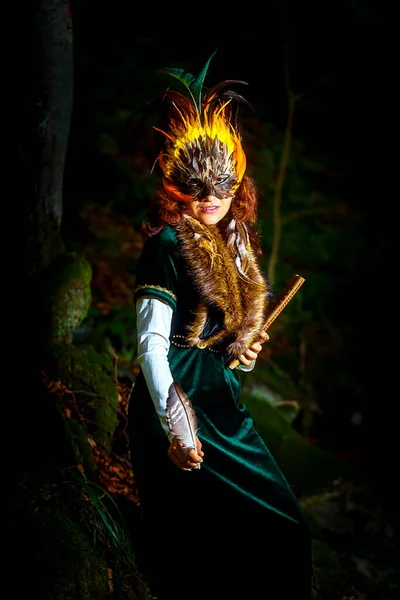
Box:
[237, 359, 256, 372]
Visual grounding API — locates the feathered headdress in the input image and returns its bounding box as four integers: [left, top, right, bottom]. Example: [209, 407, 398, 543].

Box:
[152, 51, 250, 203]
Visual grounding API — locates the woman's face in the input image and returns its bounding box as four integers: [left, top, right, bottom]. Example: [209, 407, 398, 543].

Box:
[186, 194, 233, 226]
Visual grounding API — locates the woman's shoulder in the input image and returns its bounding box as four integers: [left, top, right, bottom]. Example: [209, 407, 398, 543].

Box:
[158, 224, 179, 246]
[142, 224, 180, 255]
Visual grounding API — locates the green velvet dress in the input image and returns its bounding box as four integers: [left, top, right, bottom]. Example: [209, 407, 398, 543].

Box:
[129, 223, 312, 600]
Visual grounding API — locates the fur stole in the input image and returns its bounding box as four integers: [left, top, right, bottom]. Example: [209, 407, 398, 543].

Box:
[176, 215, 270, 362]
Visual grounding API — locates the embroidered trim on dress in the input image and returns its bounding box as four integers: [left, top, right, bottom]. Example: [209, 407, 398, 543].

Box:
[171, 334, 221, 353]
[133, 284, 177, 302]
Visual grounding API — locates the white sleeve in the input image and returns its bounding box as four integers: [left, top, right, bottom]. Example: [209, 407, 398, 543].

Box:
[135, 297, 175, 442]
[136, 296, 256, 439]
[237, 360, 256, 372]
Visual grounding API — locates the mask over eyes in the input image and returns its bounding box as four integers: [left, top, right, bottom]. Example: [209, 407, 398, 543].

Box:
[152, 52, 249, 203]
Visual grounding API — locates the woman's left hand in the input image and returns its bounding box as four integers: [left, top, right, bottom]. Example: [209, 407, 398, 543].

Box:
[238, 331, 269, 367]
[168, 435, 204, 471]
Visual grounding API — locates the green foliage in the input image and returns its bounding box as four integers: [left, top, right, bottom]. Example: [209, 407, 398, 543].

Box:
[242, 357, 305, 423]
[83, 306, 136, 359]
[33, 506, 110, 600]
[60, 409, 98, 473]
[237, 117, 368, 415]
[68, 471, 137, 568]
[311, 538, 400, 600]
[9, 470, 153, 600]
[93, 112, 158, 223]
[240, 389, 358, 496]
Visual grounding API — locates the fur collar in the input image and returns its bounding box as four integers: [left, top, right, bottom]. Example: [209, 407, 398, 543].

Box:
[176, 215, 269, 362]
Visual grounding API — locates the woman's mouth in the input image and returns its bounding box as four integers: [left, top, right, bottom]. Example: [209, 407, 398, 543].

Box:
[200, 206, 219, 213]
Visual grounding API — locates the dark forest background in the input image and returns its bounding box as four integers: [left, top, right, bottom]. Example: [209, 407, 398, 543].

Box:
[8, 1, 399, 599]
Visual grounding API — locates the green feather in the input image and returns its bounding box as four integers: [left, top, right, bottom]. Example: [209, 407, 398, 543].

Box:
[159, 50, 217, 113]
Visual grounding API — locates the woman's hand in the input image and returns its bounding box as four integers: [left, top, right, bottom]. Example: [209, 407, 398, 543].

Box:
[238, 331, 269, 367]
[168, 435, 204, 471]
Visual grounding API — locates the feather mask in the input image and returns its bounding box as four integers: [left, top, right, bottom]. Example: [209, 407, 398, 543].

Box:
[166, 381, 200, 468]
[152, 51, 250, 203]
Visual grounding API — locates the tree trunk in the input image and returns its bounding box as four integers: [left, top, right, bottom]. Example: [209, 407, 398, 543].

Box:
[10, 0, 74, 481]
[22, 0, 73, 277]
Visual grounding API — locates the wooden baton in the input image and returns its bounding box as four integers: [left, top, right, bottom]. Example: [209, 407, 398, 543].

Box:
[228, 273, 306, 369]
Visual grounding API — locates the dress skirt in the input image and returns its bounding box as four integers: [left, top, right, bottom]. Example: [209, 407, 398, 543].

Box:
[129, 345, 312, 599]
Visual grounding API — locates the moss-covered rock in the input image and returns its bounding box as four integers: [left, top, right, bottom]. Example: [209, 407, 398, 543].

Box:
[48, 344, 120, 449]
[40, 252, 92, 346]
[5, 477, 153, 600]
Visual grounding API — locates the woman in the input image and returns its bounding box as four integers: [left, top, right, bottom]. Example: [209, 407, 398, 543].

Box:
[129, 56, 312, 599]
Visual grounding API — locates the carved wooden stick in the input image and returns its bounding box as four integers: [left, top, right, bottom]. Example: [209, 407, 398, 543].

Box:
[229, 273, 305, 369]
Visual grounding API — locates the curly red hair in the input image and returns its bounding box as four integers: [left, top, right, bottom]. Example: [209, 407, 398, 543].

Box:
[142, 174, 262, 253]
